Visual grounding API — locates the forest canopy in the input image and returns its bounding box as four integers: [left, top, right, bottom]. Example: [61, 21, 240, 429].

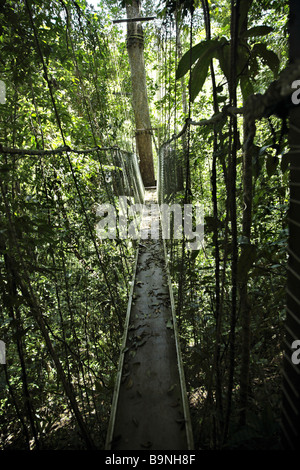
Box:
[0, 0, 294, 450]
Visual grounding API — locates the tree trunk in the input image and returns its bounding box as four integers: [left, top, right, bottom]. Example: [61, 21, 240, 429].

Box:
[238, 116, 253, 427]
[175, 24, 187, 191]
[238, 0, 254, 428]
[222, 0, 240, 445]
[126, 0, 155, 187]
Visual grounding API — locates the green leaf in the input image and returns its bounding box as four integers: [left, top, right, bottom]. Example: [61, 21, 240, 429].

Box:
[215, 42, 231, 80]
[189, 37, 228, 101]
[252, 43, 279, 77]
[266, 155, 279, 177]
[176, 38, 226, 81]
[259, 144, 273, 156]
[249, 53, 259, 78]
[241, 25, 273, 38]
[238, 0, 254, 33]
[190, 55, 211, 102]
[240, 75, 254, 101]
[176, 41, 206, 80]
[237, 45, 250, 73]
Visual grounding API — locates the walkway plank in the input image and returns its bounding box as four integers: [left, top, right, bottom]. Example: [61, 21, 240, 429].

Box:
[105, 189, 193, 450]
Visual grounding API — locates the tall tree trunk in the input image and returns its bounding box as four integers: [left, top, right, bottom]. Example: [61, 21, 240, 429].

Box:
[223, 0, 240, 445]
[175, 23, 186, 191]
[238, 118, 253, 427]
[126, 0, 155, 187]
[238, 0, 254, 427]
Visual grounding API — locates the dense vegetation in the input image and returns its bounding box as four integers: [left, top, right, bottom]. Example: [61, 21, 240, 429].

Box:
[0, 0, 290, 450]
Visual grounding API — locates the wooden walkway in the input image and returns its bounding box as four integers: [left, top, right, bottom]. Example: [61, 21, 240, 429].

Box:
[105, 189, 193, 450]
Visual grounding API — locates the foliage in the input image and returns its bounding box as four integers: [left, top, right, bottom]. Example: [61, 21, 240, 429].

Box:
[157, 0, 288, 450]
[0, 0, 291, 451]
[0, 0, 137, 450]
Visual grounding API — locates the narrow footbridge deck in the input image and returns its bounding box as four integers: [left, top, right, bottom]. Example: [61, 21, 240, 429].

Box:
[105, 189, 193, 451]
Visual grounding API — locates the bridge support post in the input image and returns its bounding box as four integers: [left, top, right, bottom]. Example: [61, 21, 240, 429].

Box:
[126, 0, 156, 187]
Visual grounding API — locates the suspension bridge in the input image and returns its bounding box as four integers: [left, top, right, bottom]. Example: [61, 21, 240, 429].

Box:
[105, 188, 193, 450]
[1, 142, 194, 451]
[1, 137, 193, 450]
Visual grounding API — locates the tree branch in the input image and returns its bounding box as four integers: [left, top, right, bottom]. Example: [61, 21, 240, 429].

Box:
[0, 144, 118, 156]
